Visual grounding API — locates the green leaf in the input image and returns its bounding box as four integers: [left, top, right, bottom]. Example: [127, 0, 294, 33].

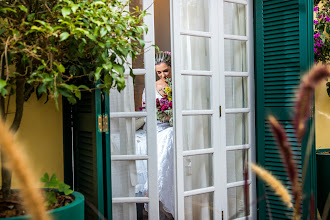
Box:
[35, 20, 47, 26]
[45, 191, 57, 206]
[57, 88, 72, 98]
[95, 67, 103, 80]
[0, 89, 8, 97]
[71, 4, 80, 13]
[100, 27, 107, 37]
[0, 79, 7, 90]
[92, 1, 106, 7]
[87, 33, 96, 41]
[102, 62, 112, 70]
[143, 24, 148, 34]
[40, 173, 50, 183]
[138, 38, 145, 48]
[113, 64, 124, 75]
[49, 174, 59, 186]
[104, 73, 112, 85]
[64, 189, 74, 195]
[60, 32, 70, 41]
[62, 7, 71, 18]
[74, 90, 81, 100]
[0, 8, 16, 13]
[67, 96, 77, 104]
[27, 13, 35, 21]
[78, 85, 90, 90]
[0, 27, 5, 36]
[18, 5, 28, 13]
[0, 79, 8, 97]
[56, 63, 65, 73]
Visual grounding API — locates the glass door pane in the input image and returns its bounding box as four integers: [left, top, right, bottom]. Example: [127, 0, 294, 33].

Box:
[172, 0, 217, 219]
[223, 0, 253, 219]
[110, 0, 159, 219]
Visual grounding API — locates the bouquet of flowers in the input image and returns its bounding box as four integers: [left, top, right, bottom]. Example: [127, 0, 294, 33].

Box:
[156, 79, 173, 126]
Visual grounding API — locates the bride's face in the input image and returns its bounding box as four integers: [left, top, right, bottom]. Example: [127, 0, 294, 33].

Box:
[156, 62, 171, 81]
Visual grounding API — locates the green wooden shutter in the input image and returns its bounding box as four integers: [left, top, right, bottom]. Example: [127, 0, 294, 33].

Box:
[74, 90, 105, 219]
[63, 89, 111, 220]
[255, 0, 315, 219]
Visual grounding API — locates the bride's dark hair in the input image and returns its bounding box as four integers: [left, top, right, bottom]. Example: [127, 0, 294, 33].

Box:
[155, 51, 171, 67]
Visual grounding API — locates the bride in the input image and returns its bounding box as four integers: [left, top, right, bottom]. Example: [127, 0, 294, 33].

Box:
[135, 51, 174, 219]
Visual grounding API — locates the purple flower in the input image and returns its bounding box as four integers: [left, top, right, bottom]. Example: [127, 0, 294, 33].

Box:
[326, 16, 330, 22]
[314, 48, 317, 53]
[314, 6, 319, 12]
[314, 33, 320, 39]
[314, 20, 319, 25]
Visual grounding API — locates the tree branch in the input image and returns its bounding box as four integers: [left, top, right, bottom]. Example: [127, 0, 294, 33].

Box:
[10, 76, 25, 132]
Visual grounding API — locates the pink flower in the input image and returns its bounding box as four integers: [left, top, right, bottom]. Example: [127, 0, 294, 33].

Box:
[314, 32, 320, 39]
[314, 20, 319, 25]
[326, 16, 330, 22]
[314, 6, 318, 12]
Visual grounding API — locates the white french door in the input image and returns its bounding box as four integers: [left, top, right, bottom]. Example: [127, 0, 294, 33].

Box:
[171, 0, 255, 219]
[109, 0, 255, 219]
[110, 0, 159, 219]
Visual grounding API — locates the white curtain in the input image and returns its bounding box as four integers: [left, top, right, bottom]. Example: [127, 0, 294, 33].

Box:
[224, 2, 248, 218]
[180, 0, 247, 219]
[110, 75, 138, 220]
[180, 0, 212, 219]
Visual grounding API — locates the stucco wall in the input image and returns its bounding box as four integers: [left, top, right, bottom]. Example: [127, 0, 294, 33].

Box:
[315, 82, 330, 149]
[2, 94, 63, 188]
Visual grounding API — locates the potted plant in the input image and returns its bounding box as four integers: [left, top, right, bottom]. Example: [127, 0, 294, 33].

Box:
[1, 173, 85, 220]
[0, 0, 146, 218]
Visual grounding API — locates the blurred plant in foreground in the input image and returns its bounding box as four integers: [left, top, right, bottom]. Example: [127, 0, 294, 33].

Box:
[251, 65, 330, 220]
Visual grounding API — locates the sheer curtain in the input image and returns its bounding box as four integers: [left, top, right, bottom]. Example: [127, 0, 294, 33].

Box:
[224, 2, 248, 218]
[110, 75, 138, 220]
[180, 0, 211, 219]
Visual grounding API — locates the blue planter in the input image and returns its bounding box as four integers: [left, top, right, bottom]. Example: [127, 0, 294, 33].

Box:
[1, 191, 84, 220]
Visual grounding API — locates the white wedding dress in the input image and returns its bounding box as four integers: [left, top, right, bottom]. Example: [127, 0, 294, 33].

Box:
[135, 90, 175, 217]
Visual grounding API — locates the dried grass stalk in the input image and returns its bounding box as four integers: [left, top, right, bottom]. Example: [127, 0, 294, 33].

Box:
[268, 116, 300, 210]
[294, 65, 330, 141]
[0, 119, 50, 220]
[250, 163, 293, 208]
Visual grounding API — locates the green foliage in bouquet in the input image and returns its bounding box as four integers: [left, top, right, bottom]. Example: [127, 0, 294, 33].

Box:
[156, 78, 173, 126]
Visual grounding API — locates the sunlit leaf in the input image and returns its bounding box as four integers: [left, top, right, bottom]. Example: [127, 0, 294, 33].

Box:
[18, 5, 28, 13]
[60, 32, 70, 41]
[71, 4, 80, 13]
[62, 7, 71, 18]
[113, 64, 124, 75]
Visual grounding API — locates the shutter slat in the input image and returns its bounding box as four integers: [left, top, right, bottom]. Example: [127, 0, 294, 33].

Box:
[255, 0, 315, 218]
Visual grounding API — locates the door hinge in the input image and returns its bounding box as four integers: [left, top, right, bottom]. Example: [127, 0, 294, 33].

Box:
[222, 211, 224, 220]
[219, 106, 222, 117]
[98, 113, 109, 133]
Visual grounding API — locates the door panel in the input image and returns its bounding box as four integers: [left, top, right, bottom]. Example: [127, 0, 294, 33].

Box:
[172, 0, 254, 219]
[110, 0, 158, 219]
[255, 0, 315, 219]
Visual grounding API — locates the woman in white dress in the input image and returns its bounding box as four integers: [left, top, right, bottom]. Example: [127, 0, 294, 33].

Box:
[135, 51, 174, 219]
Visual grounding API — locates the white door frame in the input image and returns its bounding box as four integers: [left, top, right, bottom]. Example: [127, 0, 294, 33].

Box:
[111, 0, 159, 218]
[171, 0, 256, 219]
